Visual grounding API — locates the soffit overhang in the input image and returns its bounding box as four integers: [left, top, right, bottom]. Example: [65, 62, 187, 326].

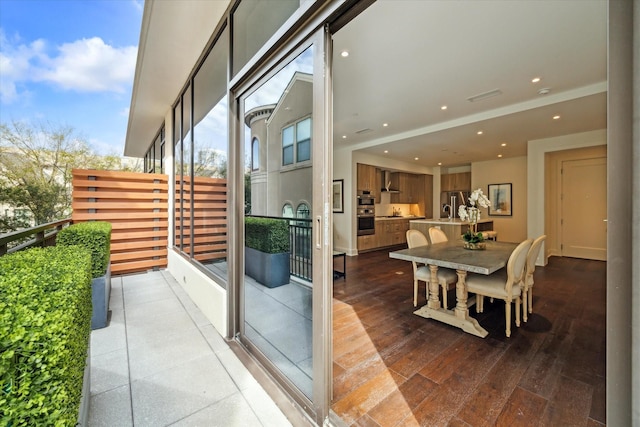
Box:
[124, 0, 230, 157]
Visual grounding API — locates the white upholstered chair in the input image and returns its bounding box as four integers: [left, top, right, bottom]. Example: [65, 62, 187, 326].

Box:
[406, 229, 458, 308]
[466, 238, 533, 337]
[522, 235, 546, 322]
[428, 227, 448, 244]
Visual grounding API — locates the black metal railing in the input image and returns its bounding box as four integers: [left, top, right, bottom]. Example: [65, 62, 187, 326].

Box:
[245, 215, 312, 282]
[0, 218, 73, 256]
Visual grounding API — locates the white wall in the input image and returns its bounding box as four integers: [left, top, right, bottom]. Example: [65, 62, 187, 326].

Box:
[472, 156, 528, 243]
[332, 148, 436, 255]
[527, 129, 607, 265]
[168, 251, 228, 335]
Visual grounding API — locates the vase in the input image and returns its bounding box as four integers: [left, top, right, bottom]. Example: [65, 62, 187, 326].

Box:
[464, 241, 486, 250]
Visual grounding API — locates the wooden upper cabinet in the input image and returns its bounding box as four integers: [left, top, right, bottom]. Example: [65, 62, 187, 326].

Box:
[441, 172, 471, 191]
[391, 172, 426, 204]
[357, 163, 380, 201]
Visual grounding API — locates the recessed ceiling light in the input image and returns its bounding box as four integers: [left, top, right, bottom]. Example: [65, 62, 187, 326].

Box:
[414, 157, 419, 161]
[477, 131, 483, 135]
[438, 162, 442, 166]
[553, 115, 561, 120]
[531, 77, 541, 83]
[498, 154, 503, 158]
[384, 150, 388, 153]
[342, 135, 346, 139]
[441, 105, 447, 110]
[340, 50, 349, 57]
[501, 143, 507, 147]
[383, 123, 388, 127]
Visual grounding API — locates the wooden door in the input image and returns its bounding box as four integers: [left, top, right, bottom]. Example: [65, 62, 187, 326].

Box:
[561, 157, 607, 260]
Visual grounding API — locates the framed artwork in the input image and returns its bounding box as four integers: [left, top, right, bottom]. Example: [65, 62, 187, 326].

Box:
[488, 183, 512, 216]
[332, 179, 344, 213]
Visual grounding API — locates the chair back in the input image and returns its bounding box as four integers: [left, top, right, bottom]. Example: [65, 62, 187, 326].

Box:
[406, 229, 429, 274]
[505, 239, 533, 293]
[406, 229, 429, 249]
[428, 227, 449, 244]
[526, 235, 546, 284]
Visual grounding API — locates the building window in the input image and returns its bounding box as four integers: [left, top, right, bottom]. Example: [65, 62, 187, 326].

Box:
[296, 118, 311, 162]
[282, 126, 294, 165]
[282, 117, 311, 166]
[296, 202, 310, 219]
[282, 203, 294, 218]
[252, 138, 259, 170]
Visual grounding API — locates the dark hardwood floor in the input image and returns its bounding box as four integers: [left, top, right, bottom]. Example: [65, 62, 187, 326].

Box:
[332, 248, 606, 426]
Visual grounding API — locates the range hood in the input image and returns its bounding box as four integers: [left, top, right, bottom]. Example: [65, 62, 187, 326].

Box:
[380, 170, 400, 193]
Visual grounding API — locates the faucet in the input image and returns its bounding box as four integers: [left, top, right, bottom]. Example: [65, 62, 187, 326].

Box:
[442, 204, 451, 219]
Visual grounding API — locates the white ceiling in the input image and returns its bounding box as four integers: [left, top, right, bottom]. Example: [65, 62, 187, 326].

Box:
[332, 0, 607, 167]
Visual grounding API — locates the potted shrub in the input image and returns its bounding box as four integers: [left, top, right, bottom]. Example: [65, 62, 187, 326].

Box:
[58, 221, 112, 329]
[0, 246, 93, 426]
[245, 217, 290, 288]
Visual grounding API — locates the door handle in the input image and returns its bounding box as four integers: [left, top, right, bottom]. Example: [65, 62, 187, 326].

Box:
[316, 215, 321, 249]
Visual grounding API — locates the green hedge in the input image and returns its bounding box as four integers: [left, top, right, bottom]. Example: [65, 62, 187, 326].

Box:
[245, 217, 290, 254]
[0, 246, 92, 427]
[57, 221, 112, 278]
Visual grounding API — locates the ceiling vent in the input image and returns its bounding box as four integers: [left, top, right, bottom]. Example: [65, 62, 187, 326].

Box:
[355, 128, 373, 134]
[467, 89, 502, 102]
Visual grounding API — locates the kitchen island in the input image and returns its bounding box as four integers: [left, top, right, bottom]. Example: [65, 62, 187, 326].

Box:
[410, 218, 494, 242]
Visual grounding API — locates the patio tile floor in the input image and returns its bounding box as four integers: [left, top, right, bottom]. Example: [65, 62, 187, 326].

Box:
[88, 270, 292, 427]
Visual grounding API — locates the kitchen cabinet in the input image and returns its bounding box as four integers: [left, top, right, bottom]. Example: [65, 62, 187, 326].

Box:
[357, 234, 377, 251]
[359, 218, 411, 252]
[441, 172, 471, 192]
[357, 163, 380, 201]
[390, 172, 426, 204]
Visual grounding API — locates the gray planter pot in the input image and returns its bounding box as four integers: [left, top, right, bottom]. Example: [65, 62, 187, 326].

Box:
[245, 247, 290, 288]
[91, 261, 111, 329]
[77, 340, 91, 426]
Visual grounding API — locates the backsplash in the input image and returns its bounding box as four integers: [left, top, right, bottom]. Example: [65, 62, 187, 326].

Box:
[376, 193, 420, 217]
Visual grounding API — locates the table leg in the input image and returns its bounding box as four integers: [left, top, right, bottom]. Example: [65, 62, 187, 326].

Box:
[454, 270, 469, 319]
[413, 266, 488, 338]
[427, 264, 442, 309]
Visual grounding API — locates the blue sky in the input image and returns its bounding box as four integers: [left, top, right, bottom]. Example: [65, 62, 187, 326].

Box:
[0, 0, 143, 155]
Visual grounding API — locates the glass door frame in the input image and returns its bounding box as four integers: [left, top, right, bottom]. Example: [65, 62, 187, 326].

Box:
[228, 26, 333, 425]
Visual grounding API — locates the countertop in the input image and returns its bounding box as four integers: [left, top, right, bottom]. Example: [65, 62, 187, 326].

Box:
[409, 218, 493, 225]
[375, 216, 425, 221]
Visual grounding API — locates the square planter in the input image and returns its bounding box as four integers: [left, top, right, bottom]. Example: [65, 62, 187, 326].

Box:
[91, 261, 111, 329]
[245, 247, 290, 288]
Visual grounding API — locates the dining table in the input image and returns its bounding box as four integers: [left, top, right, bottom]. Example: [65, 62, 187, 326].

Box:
[389, 240, 517, 337]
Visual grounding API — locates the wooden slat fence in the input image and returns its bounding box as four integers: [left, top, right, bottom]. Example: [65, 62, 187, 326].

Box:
[72, 169, 169, 275]
[174, 175, 228, 264]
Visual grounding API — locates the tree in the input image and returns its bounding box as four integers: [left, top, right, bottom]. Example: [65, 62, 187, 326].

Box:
[0, 120, 122, 232]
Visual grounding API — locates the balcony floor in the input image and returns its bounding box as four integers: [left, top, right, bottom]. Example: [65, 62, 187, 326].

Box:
[88, 270, 292, 427]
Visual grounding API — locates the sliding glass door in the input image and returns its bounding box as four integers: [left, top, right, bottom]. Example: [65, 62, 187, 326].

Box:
[237, 27, 332, 423]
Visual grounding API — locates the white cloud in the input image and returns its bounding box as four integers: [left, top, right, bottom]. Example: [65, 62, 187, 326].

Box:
[0, 29, 47, 103]
[0, 30, 137, 104]
[38, 37, 137, 93]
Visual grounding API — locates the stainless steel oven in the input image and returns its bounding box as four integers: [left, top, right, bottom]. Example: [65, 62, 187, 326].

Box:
[357, 191, 375, 207]
[357, 213, 375, 235]
[357, 191, 376, 235]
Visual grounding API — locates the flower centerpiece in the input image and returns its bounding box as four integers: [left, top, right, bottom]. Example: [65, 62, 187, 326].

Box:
[458, 188, 491, 250]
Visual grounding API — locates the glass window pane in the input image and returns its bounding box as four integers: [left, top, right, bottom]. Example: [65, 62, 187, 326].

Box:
[252, 138, 259, 170]
[232, 0, 300, 77]
[282, 125, 294, 146]
[181, 84, 193, 257]
[192, 27, 229, 282]
[173, 99, 183, 250]
[243, 46, 314, 398]
[297, 139, 310, 162]
[283, 145, 293, 165]
[296, 117, 310, 141]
